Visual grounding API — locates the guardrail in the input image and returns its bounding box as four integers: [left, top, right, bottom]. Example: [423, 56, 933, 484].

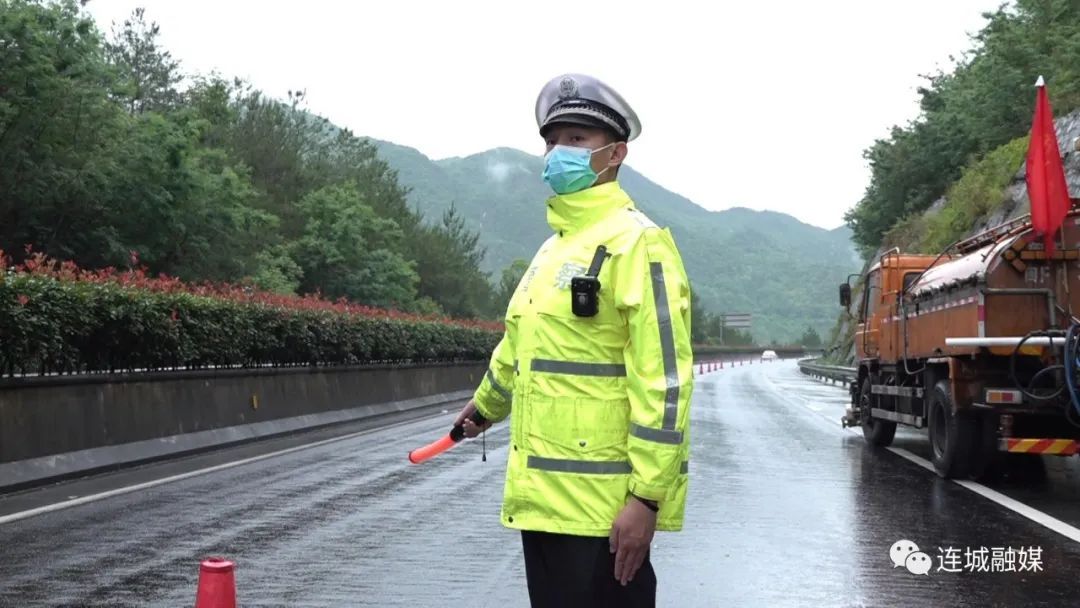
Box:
[798, 358, 857, 387]
[1, 362, 484, 493]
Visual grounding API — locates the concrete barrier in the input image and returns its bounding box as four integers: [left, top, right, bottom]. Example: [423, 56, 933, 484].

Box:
[0, 362, 483, 492]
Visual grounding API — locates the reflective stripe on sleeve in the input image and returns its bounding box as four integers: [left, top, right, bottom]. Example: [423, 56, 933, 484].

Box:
[486, 369, 512, 402]
[650, 262, 680, 430]
[630, 422, 683, 445]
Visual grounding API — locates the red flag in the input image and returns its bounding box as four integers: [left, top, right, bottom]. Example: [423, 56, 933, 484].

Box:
[1025, 75, 1071, 256]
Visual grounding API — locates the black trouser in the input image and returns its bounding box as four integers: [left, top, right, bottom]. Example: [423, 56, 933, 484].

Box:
[521, 530, 656, 608]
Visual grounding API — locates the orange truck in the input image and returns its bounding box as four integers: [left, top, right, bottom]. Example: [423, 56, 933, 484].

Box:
[840, 209, 1080, 478]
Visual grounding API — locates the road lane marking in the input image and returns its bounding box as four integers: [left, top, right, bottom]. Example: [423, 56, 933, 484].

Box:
[794, 367, 1080, 545]
[0, 409, 489, 526]
[888, 447, 1080, 544]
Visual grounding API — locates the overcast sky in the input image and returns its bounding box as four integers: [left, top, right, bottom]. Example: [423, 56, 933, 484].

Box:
[86, 0, 1007, 230]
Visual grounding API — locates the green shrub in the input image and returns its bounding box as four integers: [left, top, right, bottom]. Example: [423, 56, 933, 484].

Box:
[0, 254, 501, 376]
[922, 136, 1028, 253]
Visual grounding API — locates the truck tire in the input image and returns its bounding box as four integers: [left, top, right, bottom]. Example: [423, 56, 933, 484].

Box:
[860, 379, 897, 447]
[927, 380, 977, 478]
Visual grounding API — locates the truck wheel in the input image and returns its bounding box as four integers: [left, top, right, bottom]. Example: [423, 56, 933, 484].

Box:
[927, 380, 976, 478]
[860, 379, 896, 447]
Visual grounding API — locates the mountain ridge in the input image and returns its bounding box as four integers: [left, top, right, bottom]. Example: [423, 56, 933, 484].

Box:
[388, 141, 849, 229]
[370, 138, 859, 341]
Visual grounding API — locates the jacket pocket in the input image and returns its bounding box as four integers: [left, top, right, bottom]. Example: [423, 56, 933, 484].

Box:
[525, 396, 630, 457]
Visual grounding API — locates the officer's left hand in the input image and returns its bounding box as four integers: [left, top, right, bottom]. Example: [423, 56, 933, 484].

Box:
[609, 498, 657, 586]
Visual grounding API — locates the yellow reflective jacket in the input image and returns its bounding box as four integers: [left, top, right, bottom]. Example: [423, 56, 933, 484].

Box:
[473, 181, 693, 537]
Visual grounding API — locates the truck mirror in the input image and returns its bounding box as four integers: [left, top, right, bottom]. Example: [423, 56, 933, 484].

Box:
[839, 283, 851, 308]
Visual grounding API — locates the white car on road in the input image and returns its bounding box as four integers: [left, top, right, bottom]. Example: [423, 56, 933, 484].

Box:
[760, 350, 778, 362]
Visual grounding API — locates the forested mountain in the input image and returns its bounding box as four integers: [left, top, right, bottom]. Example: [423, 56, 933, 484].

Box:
[0, 1, 496, 319]
[374, 141, 860, 342]
[1, 0, 858, 342]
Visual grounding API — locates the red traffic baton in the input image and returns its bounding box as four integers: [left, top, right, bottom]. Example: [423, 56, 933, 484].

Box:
[408, 410, 488, 464]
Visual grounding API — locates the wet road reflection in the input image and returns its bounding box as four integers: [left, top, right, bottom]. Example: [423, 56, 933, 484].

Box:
[2, 361, 1079, 606]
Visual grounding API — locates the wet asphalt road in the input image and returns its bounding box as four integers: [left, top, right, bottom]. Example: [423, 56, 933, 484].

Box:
[2, 360, 1080, 607]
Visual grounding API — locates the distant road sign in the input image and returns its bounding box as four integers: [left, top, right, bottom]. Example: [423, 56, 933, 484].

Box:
[721, 313, 752, 329]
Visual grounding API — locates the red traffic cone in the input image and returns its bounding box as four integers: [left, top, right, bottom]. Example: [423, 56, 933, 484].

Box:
[195, 557, 236, 608]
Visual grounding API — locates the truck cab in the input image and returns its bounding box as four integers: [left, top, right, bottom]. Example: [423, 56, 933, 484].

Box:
[852, 251, 940, 363]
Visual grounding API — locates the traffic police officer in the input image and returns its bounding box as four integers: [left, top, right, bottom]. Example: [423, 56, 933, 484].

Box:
[455, 73, 693, 608]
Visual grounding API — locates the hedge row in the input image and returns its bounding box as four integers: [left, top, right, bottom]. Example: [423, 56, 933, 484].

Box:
[0, 263, 502, 376]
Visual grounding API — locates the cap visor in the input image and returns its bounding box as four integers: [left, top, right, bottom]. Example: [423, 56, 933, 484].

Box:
[540, 115, 619, 137]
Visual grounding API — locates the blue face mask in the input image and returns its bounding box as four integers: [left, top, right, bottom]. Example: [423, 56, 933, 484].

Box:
[542, 143, 615, 195]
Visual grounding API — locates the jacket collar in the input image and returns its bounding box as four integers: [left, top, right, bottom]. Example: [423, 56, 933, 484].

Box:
[545, 181, 634, 236]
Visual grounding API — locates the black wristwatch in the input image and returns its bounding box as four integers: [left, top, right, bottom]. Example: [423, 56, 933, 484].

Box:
[633, 494, 659, 512]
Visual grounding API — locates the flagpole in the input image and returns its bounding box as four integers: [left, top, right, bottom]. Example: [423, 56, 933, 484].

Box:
[1059, 181, 1075, 325]
[1060, 222, 1074, 324]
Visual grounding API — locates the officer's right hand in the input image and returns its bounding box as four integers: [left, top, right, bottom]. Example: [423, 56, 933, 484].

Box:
[454, 399, 492, 439]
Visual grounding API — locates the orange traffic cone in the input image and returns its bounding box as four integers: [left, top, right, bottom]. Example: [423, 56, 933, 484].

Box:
[195, 557, 236, 608]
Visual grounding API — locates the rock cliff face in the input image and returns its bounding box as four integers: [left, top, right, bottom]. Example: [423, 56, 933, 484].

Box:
[824, 110, 1080, 365]
[975, 110, 1080, 232]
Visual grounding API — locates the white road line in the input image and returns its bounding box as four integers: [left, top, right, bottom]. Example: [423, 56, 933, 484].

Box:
[885, 446, 936, 473]
[0, 411, 475, 526]
[889, 447, 1080, 544]
[799, 370, 1080, 545]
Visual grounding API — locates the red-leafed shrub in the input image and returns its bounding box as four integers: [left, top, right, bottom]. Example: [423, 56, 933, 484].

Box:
[0, 249, 501, 376]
